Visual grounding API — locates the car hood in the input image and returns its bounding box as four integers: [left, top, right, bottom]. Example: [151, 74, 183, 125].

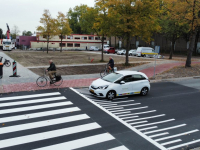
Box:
[91, 78, 111, 88]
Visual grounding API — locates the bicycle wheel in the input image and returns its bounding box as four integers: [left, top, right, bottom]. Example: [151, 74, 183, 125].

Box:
[36, 77, 47, 87]
[100, 70, 107, 78]
[5, 61, 11, 67]
[54, 77, 63, 86]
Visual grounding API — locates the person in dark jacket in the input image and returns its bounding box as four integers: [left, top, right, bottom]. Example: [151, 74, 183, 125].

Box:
[46, 60, 56, 83]
[108, 57, 114, 72]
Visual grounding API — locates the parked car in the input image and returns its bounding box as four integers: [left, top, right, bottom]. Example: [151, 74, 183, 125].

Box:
[115, 49, 120, 54]
[129, 49, 137, 56]
[117, 49, 126, 55]
[89, 46, 100, 51]
[100, 44, 110, 50]
[89, 71, 150, 100]
[136, 47, 155, 57]
[104, 47, 115, 54]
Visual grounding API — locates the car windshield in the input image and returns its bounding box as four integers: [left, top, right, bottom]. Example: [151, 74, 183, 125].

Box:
[102, 73, 123, 83]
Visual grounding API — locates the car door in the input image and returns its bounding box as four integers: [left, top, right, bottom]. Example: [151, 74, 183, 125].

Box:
[131, 74, 147, 94]
[114, 75, 133, 96]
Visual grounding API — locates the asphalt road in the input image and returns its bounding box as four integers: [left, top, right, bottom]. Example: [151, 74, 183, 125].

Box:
[0, 79, 200, 150]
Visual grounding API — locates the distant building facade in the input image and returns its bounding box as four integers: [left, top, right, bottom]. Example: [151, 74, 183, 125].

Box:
[16, 36, 37, 49]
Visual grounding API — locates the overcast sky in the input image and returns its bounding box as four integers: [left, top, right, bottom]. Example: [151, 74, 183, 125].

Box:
[1, 0, 95, 35]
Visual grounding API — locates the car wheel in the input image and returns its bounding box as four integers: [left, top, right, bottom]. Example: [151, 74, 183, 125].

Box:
[106, 90, 116, 100]
[140, 87, 148, 96]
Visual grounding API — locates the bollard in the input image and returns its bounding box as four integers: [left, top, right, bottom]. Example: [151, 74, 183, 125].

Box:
[9, 60, 20, 77]
[91, 59, 94, 63]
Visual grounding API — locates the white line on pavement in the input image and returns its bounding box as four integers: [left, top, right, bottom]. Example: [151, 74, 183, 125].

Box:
[139, 126, 158, 131]
[160, 139, 182, 146]
[126, 114, 165, 122]
[108, 145, 129, 150]
[149, 132, 169, 138]
[130, 121, 148, 125]
[110, 107, 148, 113]
[167, 139, 200, 150]
[121, 115, 139, 119]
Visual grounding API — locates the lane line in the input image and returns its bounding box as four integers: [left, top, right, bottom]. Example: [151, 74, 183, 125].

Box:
[149, 132, 169, 138]
[100, 104, 118, 107]
[110, 107, 148, 113]
[0, 107, 80, 123]
[155, 130, 199, 142]
[93, 99, 135, 104]
[113, 100, 135, 103]
[118, 110, 156, 117]
[130, 121, 148, 125]
[104, 105, 125, 109]
[134, 119, 175, 128]
[34, 133, 115, 150]
[160, 139, 182, 146]
[120, 103, 141, 107]
[121, 116, 139, 119]
[108, 145, 129, 150]
[167, 139, 200, 150]
[0, 96, 66, 107]
[0, 101, 72, 115]
[117, 114, 137, 117]
[126, 114, 165, 122]
[70, 88, 167, 150]
[0, 114, 89, 134]
[139, 126, 158, 131]
[0, 122, 101, 149]
[113, 111, 131, 115]
[144, 124, 186, 134]
[107, 107, 124, 111]
[0, 92, 61, 101]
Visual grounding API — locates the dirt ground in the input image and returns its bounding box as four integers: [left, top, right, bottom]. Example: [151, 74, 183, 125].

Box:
[30, 62, 148, 76]
[4, 50, 159, 67]
[154, 64, 200, 80]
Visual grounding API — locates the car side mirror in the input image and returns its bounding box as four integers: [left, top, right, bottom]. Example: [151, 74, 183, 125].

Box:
[120, 81, 125, 84]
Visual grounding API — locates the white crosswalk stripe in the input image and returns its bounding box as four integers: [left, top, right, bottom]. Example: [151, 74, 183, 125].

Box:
[0, 92, 128, 150]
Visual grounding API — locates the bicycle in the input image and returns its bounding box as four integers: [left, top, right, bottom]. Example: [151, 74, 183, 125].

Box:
[100, 63, 114, 78]
[0, 57, 11, 67]
[36, 70, 63, 87]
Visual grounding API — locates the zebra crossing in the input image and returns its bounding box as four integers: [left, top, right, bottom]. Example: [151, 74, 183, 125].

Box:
[0, 92, 128, 150]
[73, 87, 200, 150]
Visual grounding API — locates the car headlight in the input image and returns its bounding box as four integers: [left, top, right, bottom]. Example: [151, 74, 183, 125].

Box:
[98, 85, 109, 90]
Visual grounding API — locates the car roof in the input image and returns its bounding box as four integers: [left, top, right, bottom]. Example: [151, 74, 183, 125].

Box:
[115, 70, 147, 76]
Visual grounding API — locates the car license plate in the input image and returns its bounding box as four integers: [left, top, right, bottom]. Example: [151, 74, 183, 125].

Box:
[90, 89, 94, 93]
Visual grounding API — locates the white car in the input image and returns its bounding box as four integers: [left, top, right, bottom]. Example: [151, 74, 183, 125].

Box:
[89, 46, 100, 51]
[89, 71, 150, 100]
[117, 49, 126, 55]
[129, 49, 137, 56]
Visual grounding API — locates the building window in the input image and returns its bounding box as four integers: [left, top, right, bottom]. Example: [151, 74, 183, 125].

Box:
[74, 43, 80, 47]
[75, 37, 80, 39]
[82, 37, 87, 40]
[67, 36, 73, 39]
[67, 43, 73, 47]
[95, 37, 100, 40]
[43, 35, 47, 38]
[89, 36, 94, 40]
[60, 43, 66, 47]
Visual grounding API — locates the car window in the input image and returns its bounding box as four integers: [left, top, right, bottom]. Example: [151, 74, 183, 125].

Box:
[115, 75, 132, 84]
[132, 74, 146, 81]
[102, 73, 123, 83]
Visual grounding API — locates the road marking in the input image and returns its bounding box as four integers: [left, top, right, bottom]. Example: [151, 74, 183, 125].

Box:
[144, 124, 186, 134]
[149, 132, 169, 138]
[93, 99, 135, 104]
[134, 119, 175, 128]
[113, 100, 135, 103]
[0, 122, 101, 149]
[34, 133, 115, 150]
[70, 88, 168, 150]
[0, 107, 80, 123]
[120, 103, 141, 107]
[167, 139, 200, 150]
[130, 121, 148, 125]
[0, 114, 89, 134]
[104, 105, 124, 109]
[139, 126, 158, 131]
[117, 110, 156, 117]
[118, 113, 137, 117]
[0, 101, 72, 115]
[0, 92, 61, 101]
[100, 103, 118, 107]
[107, 107, 124, 111]
[160, 139, 182, 146]
[113, 111, 131, 115]
[0, 96, 66, 107]
[121, 115, 139, 119]
[110, 106, 148, 113]
[155, 129, 199, 142]
[126, 114, 165, 122]
[108, 145, 129, 150]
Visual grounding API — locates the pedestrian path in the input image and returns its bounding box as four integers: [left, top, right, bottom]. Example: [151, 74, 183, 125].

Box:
[0, 91, 128, 150]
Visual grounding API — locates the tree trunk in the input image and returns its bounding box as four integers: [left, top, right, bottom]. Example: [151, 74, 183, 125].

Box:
[185, 27, 198, 67]
[101, 34, 104, 62]
[169, 40, 175, 59]
[60, 34, 63, 52]
[115, 36, 116, 48]
[47, 35, 49, 54]
[125, 34, 130, 65]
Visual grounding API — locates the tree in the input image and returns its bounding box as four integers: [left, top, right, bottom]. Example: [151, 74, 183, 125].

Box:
[37, 9, 56, 54]
[11, 25, 20, 39]
[55, 12, 72, 52]
[108, 0, 161, 65]
[22, 30, 33, 36]
[0, 28, 3, 39]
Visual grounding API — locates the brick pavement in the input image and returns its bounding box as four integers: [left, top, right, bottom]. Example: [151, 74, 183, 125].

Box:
[1, 61, 200, 93]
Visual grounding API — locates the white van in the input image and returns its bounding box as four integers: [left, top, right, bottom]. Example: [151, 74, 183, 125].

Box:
[136, 47, 155, 57]
[100, 44, 110, 50]
[89, 46, 100, 51]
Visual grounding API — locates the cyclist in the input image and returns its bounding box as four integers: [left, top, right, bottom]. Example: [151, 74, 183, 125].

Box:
[46, 60, 56, 84]
[108, 57, 114, 73]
